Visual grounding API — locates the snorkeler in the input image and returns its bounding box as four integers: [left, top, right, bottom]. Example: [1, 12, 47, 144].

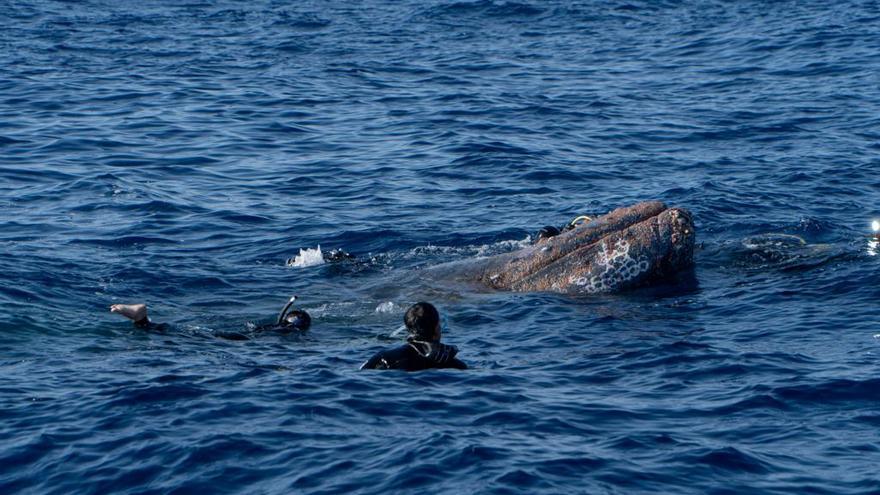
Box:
[110, 296, 311, 338]
[360, 302, 467, 371]
[534, 214, 594, 242]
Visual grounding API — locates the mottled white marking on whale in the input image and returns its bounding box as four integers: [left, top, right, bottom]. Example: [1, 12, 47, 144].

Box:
[570, 239, 650, 293]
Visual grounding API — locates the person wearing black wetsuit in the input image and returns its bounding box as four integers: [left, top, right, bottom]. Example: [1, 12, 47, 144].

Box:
[109, 296, 311, 339]
[360, 302, 467, 371]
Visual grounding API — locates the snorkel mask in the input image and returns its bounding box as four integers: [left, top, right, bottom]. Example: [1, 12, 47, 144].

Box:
[277, 296, 312, 331]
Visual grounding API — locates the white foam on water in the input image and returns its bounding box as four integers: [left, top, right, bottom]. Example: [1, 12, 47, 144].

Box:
[287, 246, 325, 268]
[474, 235, 532, 256]
[406, 236, 532, 260]
[375, 301, 397, 313]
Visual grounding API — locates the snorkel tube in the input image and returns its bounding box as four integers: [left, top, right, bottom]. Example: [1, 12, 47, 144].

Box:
[277, 295, 298, 326]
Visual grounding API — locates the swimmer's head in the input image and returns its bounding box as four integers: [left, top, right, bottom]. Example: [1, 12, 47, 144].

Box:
[282, 309, 311, 332]
[564, 215, 593, 232]
[405, 302, 441, 342]
[536, 225, 560, 242]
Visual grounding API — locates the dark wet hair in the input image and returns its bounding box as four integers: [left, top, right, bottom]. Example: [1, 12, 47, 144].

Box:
[404, 302, 439, 341]
[536, 225, 560, 241]
[283, 310, 311, 331]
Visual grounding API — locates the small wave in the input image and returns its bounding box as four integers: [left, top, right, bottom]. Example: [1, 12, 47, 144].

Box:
[0, 136, 27, 146]
[447, 141, 536, 156]
[273, 12, 331, 30]
[105, 383, 209, 408]
[773, 378, 880, 404]
[690, 446, 771, 474]
[180, 277, 234, 289]
[68, 236, 179, 247]
[212, 211, 274, 224]
[422, 0, 546, 21]
[259, 122, 313, 133]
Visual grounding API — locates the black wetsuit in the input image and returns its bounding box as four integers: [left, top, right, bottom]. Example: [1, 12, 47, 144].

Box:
[133, 319, 169, 332]
[360, 339, 467, 371]
[134, 320, 301, 340]
[216, 323, 307, 341]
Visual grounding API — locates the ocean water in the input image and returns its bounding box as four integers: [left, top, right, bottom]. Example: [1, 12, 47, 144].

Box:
[2, 1, 880, 493]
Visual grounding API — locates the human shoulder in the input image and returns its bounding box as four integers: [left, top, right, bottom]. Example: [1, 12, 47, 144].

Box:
[360, 344, 414, 370]
[444, 357, 468, 370]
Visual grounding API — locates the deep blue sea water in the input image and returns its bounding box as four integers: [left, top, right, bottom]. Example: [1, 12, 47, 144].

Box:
[2, 1, 880, 493]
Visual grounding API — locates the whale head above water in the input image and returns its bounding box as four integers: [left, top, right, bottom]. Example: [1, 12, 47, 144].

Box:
[465, 201, 695, 294]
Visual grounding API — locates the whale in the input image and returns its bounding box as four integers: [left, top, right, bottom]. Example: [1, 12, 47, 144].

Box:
[430, 201, 695, 295]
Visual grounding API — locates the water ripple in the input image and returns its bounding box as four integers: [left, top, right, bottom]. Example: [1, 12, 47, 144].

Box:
[2, 0, 880, 493]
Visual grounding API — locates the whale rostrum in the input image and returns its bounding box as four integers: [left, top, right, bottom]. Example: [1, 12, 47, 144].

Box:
[432, 201, 695, 295]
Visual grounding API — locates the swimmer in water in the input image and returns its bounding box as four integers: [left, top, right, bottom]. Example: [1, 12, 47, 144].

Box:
[110, 296, 311, 339]
[534, 214, 593, 243]
[360, 302, 467, 371]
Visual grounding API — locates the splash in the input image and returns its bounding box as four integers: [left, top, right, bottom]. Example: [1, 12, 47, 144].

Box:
[375, 301, 397, 313]
[287, 246, 325, 268]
